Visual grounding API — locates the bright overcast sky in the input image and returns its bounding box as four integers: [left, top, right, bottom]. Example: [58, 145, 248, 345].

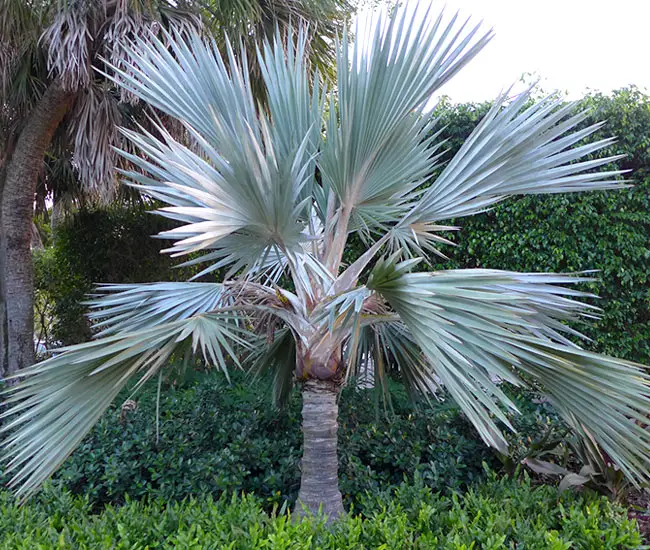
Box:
[355, 0, 650, 103]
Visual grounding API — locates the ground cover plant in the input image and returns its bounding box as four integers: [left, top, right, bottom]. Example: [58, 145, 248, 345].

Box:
[0, 474, 643, 549]
[3, 2, 650, 523]
[2, 371, 506, 510]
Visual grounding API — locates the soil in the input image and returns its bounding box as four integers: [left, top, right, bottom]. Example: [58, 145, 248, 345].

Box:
[627, 490, 650, 542]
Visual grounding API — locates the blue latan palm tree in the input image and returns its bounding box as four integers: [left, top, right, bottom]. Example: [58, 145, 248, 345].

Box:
[3, 3, 650, 519]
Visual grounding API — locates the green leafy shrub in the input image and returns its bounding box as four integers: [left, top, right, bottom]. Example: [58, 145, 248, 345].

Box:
[33, 246, 93, 345]
[26, 371, 498, 512]
[0, 474, 641, 549]
[33, 205, 186, 346]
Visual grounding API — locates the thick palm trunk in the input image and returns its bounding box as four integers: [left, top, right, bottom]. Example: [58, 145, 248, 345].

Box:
[296, 378, 344, 520]
[0, 169, 7, 378]
[0, 80, 75, 377]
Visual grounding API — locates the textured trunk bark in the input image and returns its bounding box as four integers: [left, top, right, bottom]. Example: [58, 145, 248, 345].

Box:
[296, 378, 344, 520]
[0, 80, 75, 377]
[50, 197, 66, 238]
[0, 169, 7, 378]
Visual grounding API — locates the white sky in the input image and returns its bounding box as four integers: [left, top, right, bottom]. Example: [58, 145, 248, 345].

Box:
[355, 0, 650, 103]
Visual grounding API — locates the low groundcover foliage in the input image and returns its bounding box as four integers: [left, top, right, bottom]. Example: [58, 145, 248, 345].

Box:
[31, 372, 499, 511]
[0, 474, 641, 549]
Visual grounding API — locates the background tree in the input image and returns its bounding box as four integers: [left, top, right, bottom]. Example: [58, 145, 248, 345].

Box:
[0, 0, 198, 378]
[0, 0, 354, 378]
[195, 0, 352, 98]
[3, 5, 650, 521]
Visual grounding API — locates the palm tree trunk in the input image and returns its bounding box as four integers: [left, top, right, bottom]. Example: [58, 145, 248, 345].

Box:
[296, 378, 344, 520]
[0, 80, 75, 377]
[0, 168, 7, 378]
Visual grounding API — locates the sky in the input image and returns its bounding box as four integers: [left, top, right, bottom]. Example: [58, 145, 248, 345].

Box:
[355, 0, 650, 104]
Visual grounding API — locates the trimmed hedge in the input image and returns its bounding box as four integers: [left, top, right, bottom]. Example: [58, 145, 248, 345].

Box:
[0, 474, 642, 549]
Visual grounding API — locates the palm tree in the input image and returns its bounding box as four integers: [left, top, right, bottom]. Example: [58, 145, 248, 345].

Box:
[0, 0, 353, 379]
[0, 0, 201, 379]
[3, 4, 650, 520]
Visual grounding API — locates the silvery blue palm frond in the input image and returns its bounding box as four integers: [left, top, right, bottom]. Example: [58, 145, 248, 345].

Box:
[86, 282, 233, 336]
[1, 312, 248, 498]
[111, 29, 321, 284]
[396, 89, 628, 254]
[319, 6, 493, 250]
[368, 257, 650, 478]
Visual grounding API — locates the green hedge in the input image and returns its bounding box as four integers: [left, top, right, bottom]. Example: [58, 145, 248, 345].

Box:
[0, 475, 641, 549]
[427, 88, 650, 363]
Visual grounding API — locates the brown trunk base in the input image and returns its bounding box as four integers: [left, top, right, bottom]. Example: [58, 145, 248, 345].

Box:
[295, 378, 344, 522]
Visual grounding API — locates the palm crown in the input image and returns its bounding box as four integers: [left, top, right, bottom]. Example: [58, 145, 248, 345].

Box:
[3, 4, 650, 518]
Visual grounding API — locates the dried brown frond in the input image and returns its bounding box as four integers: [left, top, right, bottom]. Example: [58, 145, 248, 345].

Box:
[360, 293, 390, 316]
[103, 0, 162, 104]
[41, 6, 92, 91]
[70, 81, 120, 199]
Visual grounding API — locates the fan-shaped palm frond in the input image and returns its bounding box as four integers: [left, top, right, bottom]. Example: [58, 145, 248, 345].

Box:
[319, 6, 493, 267]
[409, 89, 627, 222]
[107, 28, 328, 293]
[86, 281, 232, 335]
[395, 88, 628, 255]
[367, 257, 650, 479]
[108, 28, 265, 150]
[258, 26, 325, 207]
[1, 311, 248, 499]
